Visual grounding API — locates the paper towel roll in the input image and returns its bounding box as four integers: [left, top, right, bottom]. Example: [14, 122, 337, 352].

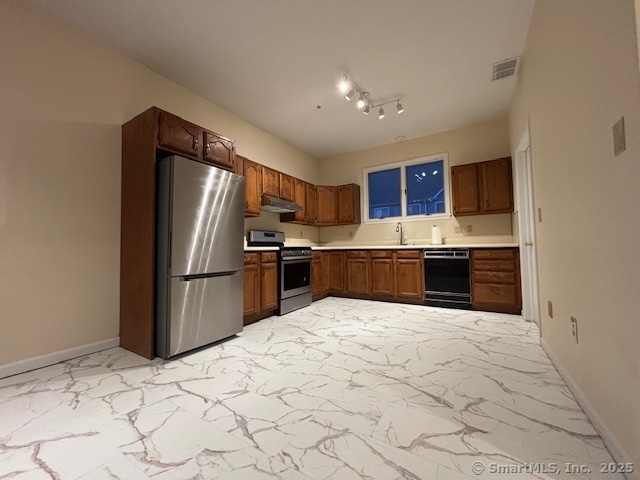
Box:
[431, 225, 442, 245]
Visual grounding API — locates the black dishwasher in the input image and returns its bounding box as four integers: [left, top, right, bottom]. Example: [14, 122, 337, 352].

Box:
[424, 248, 472, 309]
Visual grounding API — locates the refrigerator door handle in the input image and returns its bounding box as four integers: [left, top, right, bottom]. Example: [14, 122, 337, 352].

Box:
[179, 271, 241, 282]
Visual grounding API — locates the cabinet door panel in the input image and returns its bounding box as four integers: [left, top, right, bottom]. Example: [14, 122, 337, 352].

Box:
[481, 158, 513, 213]
[330, 252, 344, 292]
[203, 132, 235, 170]
[159, 112, 201, 157]
[316, 186, 337, 225]
[371, 258, 394, 297]
[337, 184, 358, 224]
[346, 255, 370, 295]
[279, 173, 294, 201]
[261, 262, 278, 311]
[243, 264, 260, 318]
[294, 179, 307, 222]
[395, 258, 423, 300]
[322, 252, 332, 294]
[312, 258, 323, 297]
[451, 163, 479, 215]
[243, 158, 262, 217]
[306, 183, 316, 224]
[262, 167, 279, 197]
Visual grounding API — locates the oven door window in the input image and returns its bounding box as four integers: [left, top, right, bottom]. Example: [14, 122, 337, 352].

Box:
[282, 260, 311, 295]
[424, 259, 470, 295]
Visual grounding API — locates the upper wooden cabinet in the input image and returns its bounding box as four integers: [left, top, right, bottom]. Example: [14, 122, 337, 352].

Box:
[243, 157, 262, 217]
[451, 163, 480, 215]
[293, 178, 307, 223]
[306, 183, 316, 224]
[481, 158, 513, 213]
[451, 157, 513, 216]
[203, 131, 235, 171]
[159, 112, 202, 157]
[337, 184, 361, 225]
[316, 186, 337, 225]
[262, 166, 279, 197]
[279, 173, 294, 201]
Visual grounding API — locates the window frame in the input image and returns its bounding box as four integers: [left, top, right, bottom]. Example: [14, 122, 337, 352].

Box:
[362, 153, 451, 224]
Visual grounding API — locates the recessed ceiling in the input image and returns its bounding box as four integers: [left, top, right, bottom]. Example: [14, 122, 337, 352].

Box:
[30, 0, 534, 159]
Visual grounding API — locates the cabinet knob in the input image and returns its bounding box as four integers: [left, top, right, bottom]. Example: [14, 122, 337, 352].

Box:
[193, 138, 199, 152]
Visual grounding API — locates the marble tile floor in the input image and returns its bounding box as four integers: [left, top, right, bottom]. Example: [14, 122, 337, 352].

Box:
[0, 298, 623, 480]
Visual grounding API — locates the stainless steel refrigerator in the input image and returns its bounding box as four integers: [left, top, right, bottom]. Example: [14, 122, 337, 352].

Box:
[155, 155, 245, 359]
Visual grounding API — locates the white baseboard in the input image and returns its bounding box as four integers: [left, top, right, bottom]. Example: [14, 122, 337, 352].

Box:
[540, 338, 638, 480]
[0, 337, 120, 380]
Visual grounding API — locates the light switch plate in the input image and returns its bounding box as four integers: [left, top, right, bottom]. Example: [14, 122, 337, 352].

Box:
[548, 301, 553, 318]
[538, 208, 542, 223]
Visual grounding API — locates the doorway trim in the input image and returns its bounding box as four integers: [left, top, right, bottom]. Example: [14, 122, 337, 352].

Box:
[514, 126, 540, 326]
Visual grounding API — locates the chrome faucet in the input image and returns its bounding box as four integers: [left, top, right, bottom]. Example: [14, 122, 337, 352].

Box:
[396, 222, 407, 245]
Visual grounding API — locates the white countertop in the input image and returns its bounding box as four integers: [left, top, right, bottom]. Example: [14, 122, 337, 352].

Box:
[244, 243, 518, 251]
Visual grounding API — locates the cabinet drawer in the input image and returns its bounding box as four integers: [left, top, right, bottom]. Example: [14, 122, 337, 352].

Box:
[261, 252, 277, 263]
[472, 249, 515, 260]
[243, 253, 259, 264]
[473, 284, 518, 306]
[396, 250, 422, 259]
[473, 271, 516, 284]
[472, 259, 515, 272]
[346, 250, 368, 259]
[370, 250, 393, 259]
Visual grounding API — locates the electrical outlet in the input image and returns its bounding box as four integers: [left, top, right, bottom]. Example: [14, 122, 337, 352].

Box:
[570, 317, 579, 343]
[466, 224, 473, 233]
[349, 231, 354, 238]
[548, 301, 553, 318]
[454, 226, 462, 234]
[299, 230, 303, 237]
[538, 208, 543, 223]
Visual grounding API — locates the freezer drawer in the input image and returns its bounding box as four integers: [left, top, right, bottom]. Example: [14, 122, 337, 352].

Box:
[156, 272, 243, 358]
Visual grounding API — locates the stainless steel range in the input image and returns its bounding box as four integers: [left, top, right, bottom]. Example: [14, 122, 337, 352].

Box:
[278, 246, 312, 315]
[247, 230, 313, 315]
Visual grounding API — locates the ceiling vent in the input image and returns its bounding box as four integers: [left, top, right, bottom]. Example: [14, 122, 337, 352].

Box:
[491, 57, 519, 81]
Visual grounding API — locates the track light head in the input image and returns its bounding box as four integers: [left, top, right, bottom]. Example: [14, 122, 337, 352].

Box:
[396, 101, 404, 114]
[357, 94, 366, 109]
[378, 106, 385, 119]
[345, 87, 356, 101]
[363, 104, 371, 115]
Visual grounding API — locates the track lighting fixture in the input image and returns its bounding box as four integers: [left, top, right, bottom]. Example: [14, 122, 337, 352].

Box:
[337, 74, 404, 119]
[345, 87, 356, 101]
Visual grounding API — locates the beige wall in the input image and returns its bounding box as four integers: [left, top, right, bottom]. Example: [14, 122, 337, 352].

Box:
[317, 119, 513, 245]
[0, 1, 318, 366]
[509, 0, 640, 465]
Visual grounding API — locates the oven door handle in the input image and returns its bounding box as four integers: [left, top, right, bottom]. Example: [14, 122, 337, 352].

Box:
[281, 256, 313, 262]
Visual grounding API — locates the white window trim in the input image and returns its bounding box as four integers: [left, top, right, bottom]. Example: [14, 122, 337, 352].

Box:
[362, 153, 451, 224]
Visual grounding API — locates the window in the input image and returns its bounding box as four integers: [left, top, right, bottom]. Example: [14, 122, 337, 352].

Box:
[363, 154, 450, 222]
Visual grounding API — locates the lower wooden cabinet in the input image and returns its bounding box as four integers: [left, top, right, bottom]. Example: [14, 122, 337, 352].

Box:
[330, 252, 345, 292]
[395, 257, 424, 300]
[346, 251, 370, 295]
[244, 251, 279, 324]
[243, 261, 260, 317]
[322, 252, 331, 294]
[261, 258, 278, 311]
[312, 253, 323, 299]
[371, 253, 395, 298]
[471, 248, 521, 314]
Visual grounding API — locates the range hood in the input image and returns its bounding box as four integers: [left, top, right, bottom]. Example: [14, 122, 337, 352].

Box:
[261, 194, 303, 213]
